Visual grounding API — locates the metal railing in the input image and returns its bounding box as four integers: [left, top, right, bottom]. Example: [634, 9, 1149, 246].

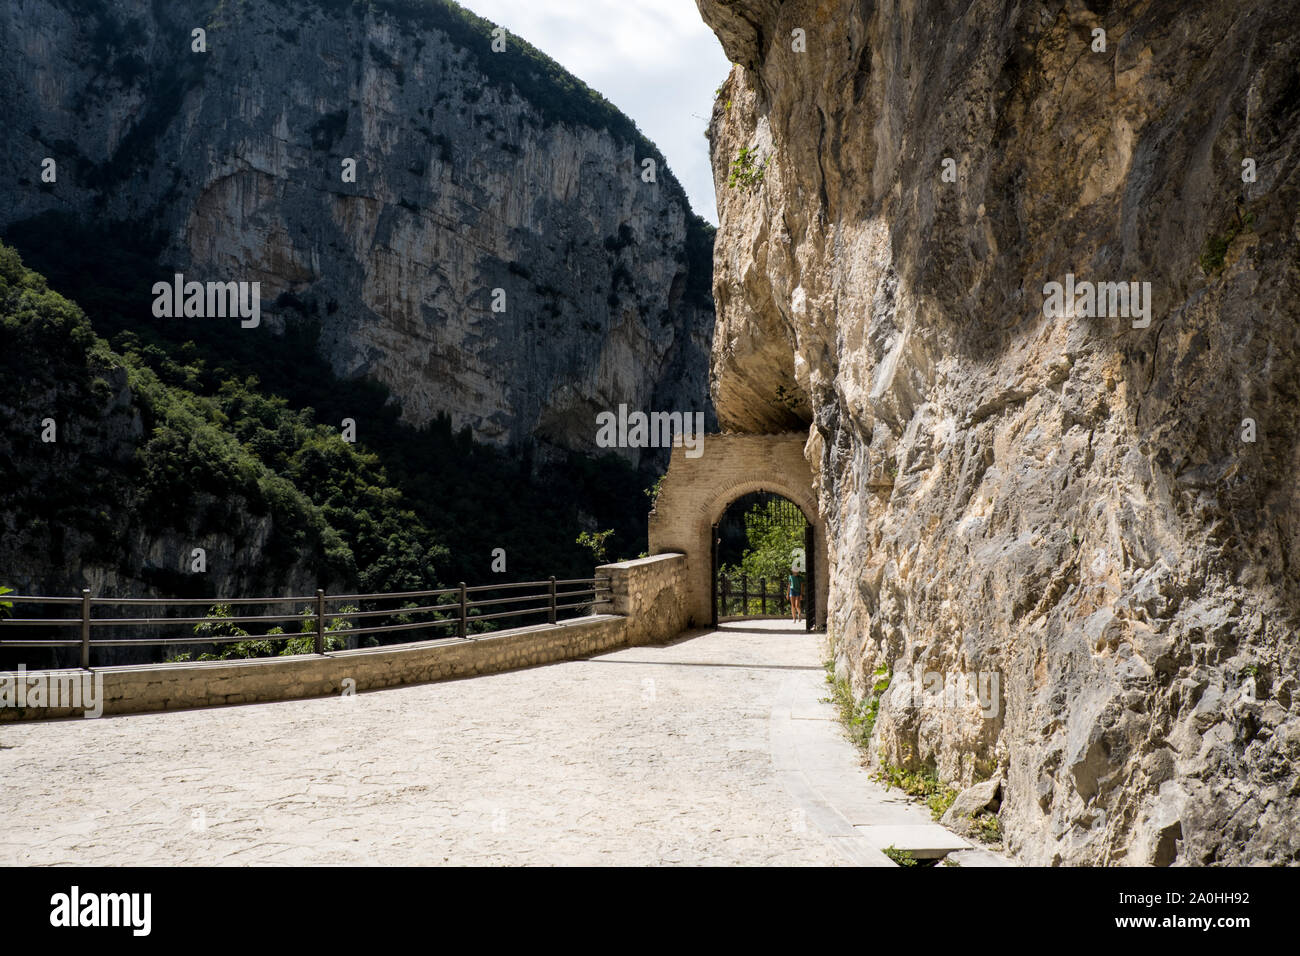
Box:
[0, 577, 612, 668]
[716, 573, 792, 618]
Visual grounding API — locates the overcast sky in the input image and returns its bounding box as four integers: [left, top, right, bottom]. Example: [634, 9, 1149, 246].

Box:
[465, 0, 732, 224]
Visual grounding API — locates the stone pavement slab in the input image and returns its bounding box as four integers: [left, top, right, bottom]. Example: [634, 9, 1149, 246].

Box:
[854, 824, 972, 858]
[0, 619, 1011, 866]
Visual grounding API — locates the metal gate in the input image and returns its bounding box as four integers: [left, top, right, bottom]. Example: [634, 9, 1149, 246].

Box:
[710, 493, 812, 627]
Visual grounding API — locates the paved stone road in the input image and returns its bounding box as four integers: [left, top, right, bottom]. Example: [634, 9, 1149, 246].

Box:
[0, 621, 1006, 866]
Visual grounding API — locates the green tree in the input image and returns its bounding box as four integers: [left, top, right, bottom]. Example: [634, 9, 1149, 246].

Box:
[576, 529, 615, 564]
[719, 499, 805, 604]
[171, 603, 358, 661]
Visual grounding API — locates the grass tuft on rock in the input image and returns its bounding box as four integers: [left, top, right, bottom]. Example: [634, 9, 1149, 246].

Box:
[876, 761, 960, 821]
[824, 661, 890, 748]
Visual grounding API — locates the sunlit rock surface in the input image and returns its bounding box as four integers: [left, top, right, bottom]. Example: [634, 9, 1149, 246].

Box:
[700, 0, 1300, 865]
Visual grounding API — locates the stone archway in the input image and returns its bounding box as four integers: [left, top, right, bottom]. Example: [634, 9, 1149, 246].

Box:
[647, 432, 828, 629]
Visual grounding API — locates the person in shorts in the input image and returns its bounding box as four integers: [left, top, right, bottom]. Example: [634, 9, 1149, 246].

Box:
[788, 568, 804, 622]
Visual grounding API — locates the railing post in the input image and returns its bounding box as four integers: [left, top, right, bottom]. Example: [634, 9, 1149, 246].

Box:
[760, 577, 766, 615]
[315, 589, 326, 655]
[458, 582, 467, 639]
[80, 588, 91, 670]
[548, 576, 557, 625]
[720, 573, 728, 617]
[741, 573, 748, 617]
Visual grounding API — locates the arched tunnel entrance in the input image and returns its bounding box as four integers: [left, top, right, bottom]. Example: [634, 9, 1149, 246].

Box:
[713, 492, 815, 629]
[647, 433, 828, 630]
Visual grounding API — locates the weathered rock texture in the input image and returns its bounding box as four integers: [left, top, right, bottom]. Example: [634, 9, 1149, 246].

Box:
[0, 0, 714, 457]
[700, 0, 1300, 865]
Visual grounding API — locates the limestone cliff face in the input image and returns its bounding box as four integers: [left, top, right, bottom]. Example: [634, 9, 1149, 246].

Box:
[0, 0, 714, 458]
[700, 0, 1300, 864]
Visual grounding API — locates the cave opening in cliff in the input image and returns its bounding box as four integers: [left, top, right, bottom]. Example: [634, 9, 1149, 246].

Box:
[711, 491, 815, 631]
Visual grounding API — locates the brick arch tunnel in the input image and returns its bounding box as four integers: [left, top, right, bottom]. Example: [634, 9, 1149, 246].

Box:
[647, 433, 828, 630]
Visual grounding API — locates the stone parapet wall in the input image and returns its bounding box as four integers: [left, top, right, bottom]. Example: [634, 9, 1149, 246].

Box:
[596, 553, 689, 646]
[1, 556, 694, 721]
[0, 615, 626, 721]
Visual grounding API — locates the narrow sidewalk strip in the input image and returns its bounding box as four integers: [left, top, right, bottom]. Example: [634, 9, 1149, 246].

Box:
[768, 652, 1015, 867]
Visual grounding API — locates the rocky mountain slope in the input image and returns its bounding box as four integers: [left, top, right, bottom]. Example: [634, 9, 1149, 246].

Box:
[0, 1, 705, 651]
[0, 0, 714, 457]
[1, 231, 660, 665]
[700, 0, 1300, 865]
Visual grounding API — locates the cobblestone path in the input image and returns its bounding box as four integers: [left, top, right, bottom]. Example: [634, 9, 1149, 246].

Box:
[0, 621, 1005, 866]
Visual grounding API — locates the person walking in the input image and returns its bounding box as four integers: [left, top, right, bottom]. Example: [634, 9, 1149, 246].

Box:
[788, 566, 804, 622]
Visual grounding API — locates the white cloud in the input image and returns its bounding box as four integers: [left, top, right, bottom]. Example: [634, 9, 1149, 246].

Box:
[463, 0, 731, 223]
